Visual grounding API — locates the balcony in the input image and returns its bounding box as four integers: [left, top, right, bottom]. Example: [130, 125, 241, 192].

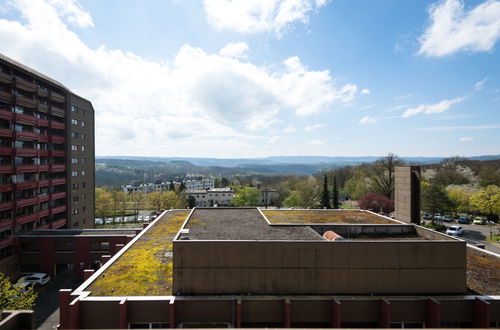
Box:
[51, 218, 66, 229]
[50, 150, 65, 157]
[0, 147, 13, 156]
[15, 113, 37, 125]
[16, 213, 38, 226]
[0, 90, 12, 102]
[0, 72, 12, 84]
[0, 237, 14, 250]
[0, 184, 13, 193]
[16, 131, 38, 141]
[0, 201, 13, 211]
[50, 135, 65, 144]
[38, 194, 50, 203]
[0, 128, 14, 138]
[49, 121, 66, 130]
[38, 134, 49, 143]
[15, 77, 36, 92]
[15, 165, 38, 173]
[51, 205, 66, 215]
[16, 181, 38, 190]
[15, 197, 38, 208]
[38, 118, 49, 127]
[38, 180, 49, 187]
[38, 164, 49, 172]
[51, 192, 66, 200]
[39, 150, 49, 157]
[51, 178, 66, 186]
[36, 87, 49, 98]
[37, 102, 49, 113]
[0, 166, 13, 174]
[50, 164, 66, 172]
[0, 109, 13, 120]
[15, 148, 37, 157]
[0, 220, 13, 231]
[50, 105, 66, 117]
[50, 91, 66, 103]
[15, 95, 37, 108]
[38, 209, 49, 217]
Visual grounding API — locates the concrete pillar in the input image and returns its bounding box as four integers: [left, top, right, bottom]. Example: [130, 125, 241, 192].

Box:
[39, 237, 55, 275]
[58, 289, 72, 329]
[169, 299, 176, 328]
[100, 254, 111, 266]
[474, 298, 490, 328]
[69, 298, 80, 330]
[120, 299, 128, 329]
[284, 299, 291, 328]
[379, 299, 391, 328]
[331, 299, 341, 328]
[74, 236, 90, 280]
[83, 269, 94, 281]
[426, 298, 440, 328]
[235, 299, 242, 328]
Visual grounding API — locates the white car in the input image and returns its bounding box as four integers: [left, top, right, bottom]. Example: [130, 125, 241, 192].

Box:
[446, 225, 463, 236]
[21, 273, 51, 286]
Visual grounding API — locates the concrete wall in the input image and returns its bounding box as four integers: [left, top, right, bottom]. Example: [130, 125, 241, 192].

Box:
[395, 166, 421, 224]
[173, 240, 466, 295]
[0, 254, 18, 280]
[0, 310, 34, 330]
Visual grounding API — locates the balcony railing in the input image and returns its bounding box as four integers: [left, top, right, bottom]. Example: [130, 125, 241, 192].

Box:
[50, 91, 66, 103]
[16, 213, 38, 225]
[50, 150, 65, 157]
[51, 192, 66, 200]
[49, 121, 66, 130]
[0, 128, 13, 138]
[0, 72, 12, 84]
[0, 166, 14, 174]
[51, 205, 66, 215]
[0, 90, 12, 102]
[15, 197, 38, 208]
[15, 181, 38, 190]
[51, 178, 66, 186]
[38, 150, 49, 157]
[38, 119, 49, 127]
[38, 180, 50, 187]
[38, 134, 49, 143]
[15, 95, 37, 108]
[50, 105, 66, 117]
[38, 209, 50, 217]
[15, 77, 36, 92]
[15, 148, 38, 157]
[0, 184, 13, 193]
[0, 237, 14, 250]
[51, 218, 66, 229]
[0, 219, 13, 231]
[15, 113, 37, 125]
[0, 147, 13, 156]
[38, 164, 49, 172]
[15, 165, 38, 173]
[16, 131, 38, 141]
[38, 194, 50, 203]
[37, 103, 49, 113]
[36, 87, 48, 98]
[49, 135, 65, 144]
[50, 164, 66, 172]
[0, 109, 13, 120]
[0, 201, 13, 211]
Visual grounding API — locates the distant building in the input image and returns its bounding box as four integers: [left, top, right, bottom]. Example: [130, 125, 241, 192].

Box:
[121, 180, 171, 194]
[187, 187, 233, 207]
[185, 177, 214, 191]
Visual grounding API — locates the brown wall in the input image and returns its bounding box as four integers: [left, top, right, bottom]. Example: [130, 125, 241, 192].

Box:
[80, 300, 119, 329]
[0, 254, 18, 280]
[395, 166, 421, 224]
[173, 240, 466, 295]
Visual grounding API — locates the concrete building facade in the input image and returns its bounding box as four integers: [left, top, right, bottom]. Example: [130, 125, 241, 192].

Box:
[395, 166, 421, 224]
[187, 188, 233, 207]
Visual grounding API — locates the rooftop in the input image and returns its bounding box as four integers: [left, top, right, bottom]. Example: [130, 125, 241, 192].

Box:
[17, 229, 139, 237]
[261, 209, 396, 225]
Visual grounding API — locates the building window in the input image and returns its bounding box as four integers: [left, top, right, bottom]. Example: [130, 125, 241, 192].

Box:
[71, 145, 78, 151]
[71, 171, 78, 177]
[81, 170, 86, 176]
[81, 158, 85, 164]
[72, 183, 79, 189]
[71, 132, 78, 138]
[81, 146, 85, 152]
[71, 106, 78, 113]
[82, 182, 86, 188]
[81, 121, 85, 127]
[71, 158, 78, 164]
[81, 133, 85, 140]
[72, 208, 79, 215]
[71, 119, 78, 125]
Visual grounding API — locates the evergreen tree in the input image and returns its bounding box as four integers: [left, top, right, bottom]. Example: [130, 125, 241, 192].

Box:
[179, 181, 186, 192]
[169, 181, 175, 191]
[321, 174, 331, 209]
[332, 176, 340, 209]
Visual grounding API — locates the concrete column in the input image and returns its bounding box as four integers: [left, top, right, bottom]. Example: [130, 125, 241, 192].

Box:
[426, 298, 440, 328]
[69, 298, 80, 330]
[284, 299, 291, 328]
[74, 236, 90, 280]
[58, 289, 72, 329]
[474, 298, 490, 328]
[331, 299, 341, 328]
[235, 299, 242, 328]
[169, 299, 176, 328]
[379, 299, 391, 328]
[120, 299, 128, 329]
[83, 269, 94, 281]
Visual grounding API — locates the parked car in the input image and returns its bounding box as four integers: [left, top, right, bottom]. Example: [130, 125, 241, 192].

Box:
[446, 225, 463, 236]
[442, 215, 453, 222]
[94, 218, 103, 225]
[473, 217, 486, 225]
[458, 215, 471, 224]
[422, 213, 433, 220]
[144, 216, 150, 221]
[21, 273, 51, 287]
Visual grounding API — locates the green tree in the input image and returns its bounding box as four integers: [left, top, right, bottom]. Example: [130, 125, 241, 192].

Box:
[332, 176, 340, 209]
[130, 191, 145, 220]
[296, 176, 320, 208]
[95, 188, 113, 223]
[233, 187, 261, 206]
[188, 195, 196, 208]
[448, 189, 473, 214]
[147, 191, 164, 212]
[470, 185, 500, 220]
[371, 153, 404, 199]
[321, 174, 331, 209]
[169, 181, 175, 191]
[0, 273, 37, 316]
[421, 183, 453, 223]
[179, 181, 186, 193]
[283, 191, 302, 208]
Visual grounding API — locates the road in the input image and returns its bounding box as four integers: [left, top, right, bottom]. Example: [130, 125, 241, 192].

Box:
[446, 221, 500, 254]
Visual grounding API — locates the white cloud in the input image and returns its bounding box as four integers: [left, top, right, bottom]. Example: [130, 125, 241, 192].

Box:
[268, 135, 280, 144]
[418, 0, 500, 57]
[474, 77, 488, 90]
[358, 116, 377, 124]
[309, 139, 325, 145]
[304, 123, 325, 131]
[0, 0, 356, 156]
[47, 0, 94, 27]
[417, 124, 500, 131]
[283, 124, 297, 133]
[203, 0, 329, 37]
[219, 42, 249, 59]
[361, 88, 370, 95]
[395, 93, 413, 100]
[459, 136, 474, 142]
[401, 97, 465, 118]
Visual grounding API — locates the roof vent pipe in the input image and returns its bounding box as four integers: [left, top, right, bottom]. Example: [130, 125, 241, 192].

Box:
[323, 231, 345, 241]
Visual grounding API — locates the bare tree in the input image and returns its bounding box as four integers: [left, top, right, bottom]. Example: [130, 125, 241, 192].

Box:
[371, 153, 404, 199]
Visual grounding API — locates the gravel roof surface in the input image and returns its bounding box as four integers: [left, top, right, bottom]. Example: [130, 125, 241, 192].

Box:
[466, 247, 500, 295]
[262, 209, 395, 224]
[185, 208, 323, 241]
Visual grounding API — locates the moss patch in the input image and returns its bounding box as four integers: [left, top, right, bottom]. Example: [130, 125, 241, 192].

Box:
[262, 210, 395, 224]
[87, 210, 189, 296]
[466, 248, 500, 295]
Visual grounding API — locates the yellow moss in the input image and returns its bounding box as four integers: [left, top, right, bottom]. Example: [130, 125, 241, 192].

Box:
[262, 210, 394, 224]
[87, 210, 189, 296]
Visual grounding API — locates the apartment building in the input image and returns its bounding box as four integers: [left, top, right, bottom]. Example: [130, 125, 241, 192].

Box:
[0, 53, 94, 277]
[188, 187, 234, 206]
[185, 177, 214, 191]
[122, 180, 171, 194]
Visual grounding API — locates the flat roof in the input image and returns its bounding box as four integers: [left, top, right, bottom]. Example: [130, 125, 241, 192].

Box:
[262, 209, 396, 224]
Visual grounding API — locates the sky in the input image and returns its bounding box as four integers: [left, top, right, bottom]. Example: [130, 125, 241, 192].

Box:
[0, 0, 499, 158]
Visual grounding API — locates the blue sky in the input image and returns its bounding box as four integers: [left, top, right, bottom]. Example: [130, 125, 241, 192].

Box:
[1, 0, 499, 158]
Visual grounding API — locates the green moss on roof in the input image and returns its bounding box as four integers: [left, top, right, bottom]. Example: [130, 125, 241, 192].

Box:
[87, 210, 189, 296]
[262, 209, 395, 224]
[467, 247, 500, 295]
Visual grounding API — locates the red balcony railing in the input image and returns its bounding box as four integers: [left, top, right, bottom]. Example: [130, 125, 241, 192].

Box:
[16, 181, 38, 190]
[51, 218, 66, 229]
[38, 119, 49, 127]
[37, 103, 49, 113]
[50, 135, 65, 144]
[0, 201, 13, 211]
[15, 95, 37, 108]
[0, 72, 12, 84]
[15, 197, 38, 208]
[16, 131, 38, 141]
[36, 87, 48, 98]
[15, 77, 36, 92]
[50, 106, 66, 117]
[0, 184, 13, 193]
[49, 121, 66, 130]
[0, 128, 13, 138]
[51, 178, 66, 186]
[0, 90, 12, 102]
[0, 166, 13, 174]
[38, 209, 50, 217]
[15, 165, 38, 173]
[16, 213, 38, 225]
[38, 165, 49, 172]
[38, 134, 49, 143]
[0, 147, 13, 156]
[0, 237, 14, 250]
[38, 150, 49, 157]
[50, 91, 66, 103]
[0, 109, 13, 120]
[14, 113, 37, 125]
[38, 180, 49, 187]
[50, 164, 66, 172]
[37, 224, 50, 230]
[51, 205, 66, 215]
[49, 150, 65, 157]
[15, 148, 37, 157]
[0, 220, 13, 231]
[38, 194, 50, 203]
[51, 192, 66, 200]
